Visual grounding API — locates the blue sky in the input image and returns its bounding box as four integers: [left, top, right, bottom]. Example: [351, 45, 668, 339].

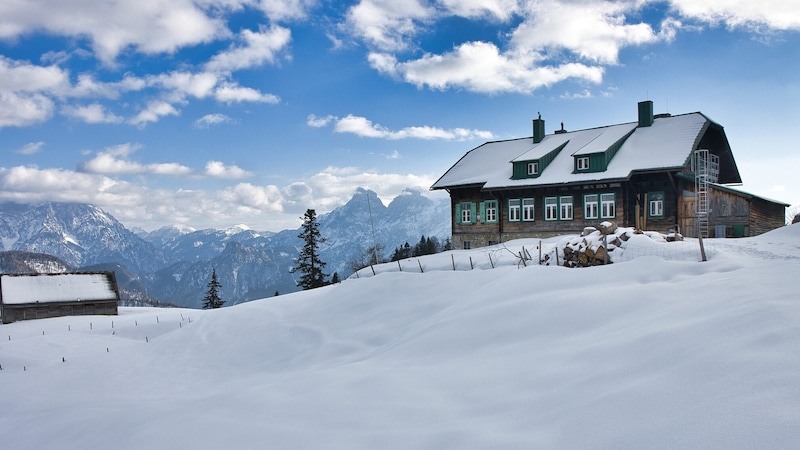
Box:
[1, 0, 798, 232]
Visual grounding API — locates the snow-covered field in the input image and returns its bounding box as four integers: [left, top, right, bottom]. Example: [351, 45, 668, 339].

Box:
[2, 225, 799, 449]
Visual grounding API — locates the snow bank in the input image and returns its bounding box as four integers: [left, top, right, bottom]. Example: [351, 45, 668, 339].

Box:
[1, 225, 799, 449]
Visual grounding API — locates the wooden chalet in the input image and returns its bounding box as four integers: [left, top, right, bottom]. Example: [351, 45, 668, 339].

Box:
[0, 272, 120, 324]
[431, 101, 787, 249]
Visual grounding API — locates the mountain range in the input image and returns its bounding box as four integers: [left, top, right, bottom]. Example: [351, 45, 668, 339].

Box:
[0, 188, 449, 308]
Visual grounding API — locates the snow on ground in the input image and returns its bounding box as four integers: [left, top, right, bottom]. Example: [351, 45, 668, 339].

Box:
[2, 225, 800, 449]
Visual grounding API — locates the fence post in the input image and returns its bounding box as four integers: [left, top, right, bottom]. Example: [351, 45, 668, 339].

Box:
[397, 260, 402, 272]
[698, 235, 707, 262]
[469, 257, 474, 270]
[538, 241, 542, 265]
[488, 253, 494, 269]
[417, 259, 424, 273]
[451, 254, 456, 271]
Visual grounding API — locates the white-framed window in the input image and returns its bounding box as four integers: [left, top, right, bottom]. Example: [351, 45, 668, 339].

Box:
[577, 156, 589, 171]
[457, 202, 475, 224]
[584, 194, 599, 219]
[600, 193, 615, 218]
[559, 196, 573, 220]
[527, 162, 538, 175]
[522, 198, 535, 221]
[649, 192, 664, 218]
[508, 199, 520, 222]
[545, 197, 558, 221]
[463, 241, 471, 250]
[483, 200, 498, 223]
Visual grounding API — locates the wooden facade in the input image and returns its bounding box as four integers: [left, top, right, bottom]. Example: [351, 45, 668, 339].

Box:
[0, 272, 120, 324]
[432, 102, 788, 249]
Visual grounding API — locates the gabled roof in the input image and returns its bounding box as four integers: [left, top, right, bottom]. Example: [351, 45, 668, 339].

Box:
[432, 112, 720, 190]
[0, 272, 119, 305]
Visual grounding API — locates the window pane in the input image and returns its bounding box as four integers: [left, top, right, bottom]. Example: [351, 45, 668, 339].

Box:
[522, 198, 535, 221]
[560, 196, 573, 220]
[545, 197, 557, 220]
[509, 199, 520, 221]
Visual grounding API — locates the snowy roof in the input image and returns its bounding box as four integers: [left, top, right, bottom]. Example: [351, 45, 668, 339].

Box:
[432, 112, 709, 190]
[0, 272, 119, 305]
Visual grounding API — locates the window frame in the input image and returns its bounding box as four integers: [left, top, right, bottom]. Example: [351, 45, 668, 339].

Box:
[544, 197, 558, 221]
[600, 193, 615, 218]
[521, 198, 535, 221]
[482, 200, 498, 223]
[508, 199, 521, 222]
[527, 162, 539, 176]
[576, 156, 589, 171]
[559, 196, 573, 220]
[648, 192, 664, 218]
[457, 202, 476, 224]
[584, 194, 599, 220]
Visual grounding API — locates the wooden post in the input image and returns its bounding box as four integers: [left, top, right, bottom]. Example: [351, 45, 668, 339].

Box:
[555, 247, 560, 266]
[417, 259, 424, 273]
[603, 235, 609, 265]
[538, 241, 542, 265]
[469, 257, 474, 270]
[370, 265, 376, 276]
[698, 234, 707, 262]
[488, 253, 494, 269]
[451, 254, 456, 271]
[397, 260, 402, 272]
[519, 251, 527, 267]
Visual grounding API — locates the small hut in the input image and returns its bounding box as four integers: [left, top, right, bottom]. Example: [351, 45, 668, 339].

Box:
[0, 272, 120, 324]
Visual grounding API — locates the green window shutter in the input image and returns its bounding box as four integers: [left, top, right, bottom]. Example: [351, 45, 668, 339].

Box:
[470, 203, 477, 224]
[455, 203, 463, 224]
[479, 201, 486, 223]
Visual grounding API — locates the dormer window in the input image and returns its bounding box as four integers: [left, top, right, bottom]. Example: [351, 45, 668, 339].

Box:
[577, 156, 589, 171]
[527, 162, 538, 175]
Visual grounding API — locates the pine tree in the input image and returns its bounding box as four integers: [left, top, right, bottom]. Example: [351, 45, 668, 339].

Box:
[202, 269, 225, 309]
[293, 209, 328, 290]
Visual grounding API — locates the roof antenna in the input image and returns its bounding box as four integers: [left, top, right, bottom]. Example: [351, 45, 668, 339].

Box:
[538, 112, 541, 119]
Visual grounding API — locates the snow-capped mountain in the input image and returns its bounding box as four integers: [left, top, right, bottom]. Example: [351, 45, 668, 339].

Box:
[0, 189, 449, 308]
[0, 202, 168, 273]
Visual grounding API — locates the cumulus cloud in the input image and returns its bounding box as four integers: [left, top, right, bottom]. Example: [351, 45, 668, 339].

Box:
[214, 83, 281, 104]
[205, 25, 292, 72]
[345, 0, 434, 51]
[129, 101, 181, 127]
[77, 144, 192, 176]
[62, 103, 124, 124]
[205, 161, 252, 179]
[194, 113, 235, 128]
[311, 113, 494, 140]
[669, 0, 800, 31]
[0, 0, 227, 65]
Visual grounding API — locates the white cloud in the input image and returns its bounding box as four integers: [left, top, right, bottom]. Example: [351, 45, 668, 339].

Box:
[307, 114, 336, 127]
[345, 0, 434, 51]
[252, 0, 316, 21]
[16, 142, 45, 155]
[0, 0, 228, 65]
[0, 92, 55, 128]
[77, 143, 193, 176]
[0, 163, 442, 231]
[206, 25, 292, 72]
[129, 101, 180, 127]
[194, 113, 235, 128]
[205, 161, 252, 179]
[669, 0, 800, 31]
[62, 103, 124, 124]
[214, 83, 281, 104]
[314, 113, 494, 140]
[370, 42, 604, 94]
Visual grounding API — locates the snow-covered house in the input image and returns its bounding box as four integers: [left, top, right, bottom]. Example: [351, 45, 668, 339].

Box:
[0, 272, 119, 324]
[431, 101, 787, 249]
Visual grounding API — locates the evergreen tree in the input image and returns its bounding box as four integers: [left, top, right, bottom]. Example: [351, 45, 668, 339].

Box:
[293, 209, 328, 290]
[330, 272, 340, 284]
[202, 269, 225, 309]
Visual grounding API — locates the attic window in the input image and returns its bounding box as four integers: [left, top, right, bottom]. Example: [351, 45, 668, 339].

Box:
[527, 162, 538, 175]
[577, 156, 589, 171]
